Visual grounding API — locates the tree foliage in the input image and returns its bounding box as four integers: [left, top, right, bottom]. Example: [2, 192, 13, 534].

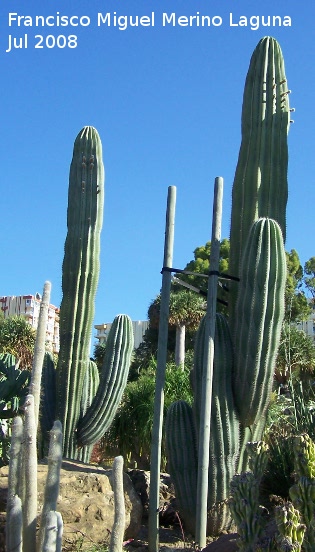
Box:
[99, 359, 193, 469]
[0, 316, 36, 369]
[285, 249, 312, 322]
[148, 290, 206, 367]
[275, 323, 315, 385]
[180, 238, 230, 309]
[304, 256, 315, 299]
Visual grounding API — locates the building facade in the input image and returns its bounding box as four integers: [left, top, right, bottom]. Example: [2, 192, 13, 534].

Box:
[0, 294, 60, 353]
[296, 300, 315, 343]
[94, 320, 149, 350]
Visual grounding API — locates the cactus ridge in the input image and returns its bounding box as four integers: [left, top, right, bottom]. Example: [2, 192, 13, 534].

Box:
[76, 360, 100, 462]
[77, 314, 134, 446]
[165, 400, 198, 534]
[40, 352, 56, 438]
[232, 218, 286, 427]
[167, 314, 239, 536]
[198, 314, 239, 533]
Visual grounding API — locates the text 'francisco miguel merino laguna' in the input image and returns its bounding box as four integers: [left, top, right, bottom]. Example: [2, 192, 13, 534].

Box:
[8, 12, 292, 31]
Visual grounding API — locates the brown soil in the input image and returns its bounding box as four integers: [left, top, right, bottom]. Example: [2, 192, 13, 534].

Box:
[124, 521, 238, 552]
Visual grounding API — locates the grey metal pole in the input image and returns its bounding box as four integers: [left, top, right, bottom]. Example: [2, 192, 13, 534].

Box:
[195, 177, 224, 549]
[148, 186, 176, 552]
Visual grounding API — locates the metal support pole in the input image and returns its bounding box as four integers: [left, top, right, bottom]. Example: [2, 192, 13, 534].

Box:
[195, 177, 223, 549]
[148, 186, 176, 552]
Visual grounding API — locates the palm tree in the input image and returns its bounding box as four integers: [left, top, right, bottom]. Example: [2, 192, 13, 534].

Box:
[148, 290, 206, 369]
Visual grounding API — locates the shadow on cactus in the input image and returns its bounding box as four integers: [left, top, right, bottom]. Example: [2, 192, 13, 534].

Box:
[39, 127, 134, 461]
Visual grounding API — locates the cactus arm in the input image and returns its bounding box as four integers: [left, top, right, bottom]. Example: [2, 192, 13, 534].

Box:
[56, 126, 104, 459]
[76, 360, 100, 463]
[232, 218, 286, 427]
[77, 314, 133, 446]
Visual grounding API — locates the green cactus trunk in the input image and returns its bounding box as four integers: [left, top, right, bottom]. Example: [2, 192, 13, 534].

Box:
[76, 360, 100, 463]
[165, 400, 198, 535]
[56, 126, 104, 459]
[166, 314, 239, 536]
[229, 36, 290, 321]
[232, 218, 286, 428]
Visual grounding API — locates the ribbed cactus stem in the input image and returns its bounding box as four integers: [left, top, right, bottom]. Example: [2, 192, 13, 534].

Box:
[232, 218, 286, 427]
[165, 400, 198, 535]
[39, 421, 63, 551]
[77, 314, 133, 446]
[194, 314, 239, 535]
[109, 456, 126, 552]
[229, 36, 290, 320]
[293, 434, 315, 480]
[76, 360, 100, 462]
[229, 471, 264, 550]
[7, 416, 23, 502]
[22, 394, 37, 552]
[289, 476, 315, 552]
[56, 126, 104, 459]
[40, 352, 57, 452]
[6, 494, 23, 552]
[41, 511, 63, 552]
[274, 502, 305, 552]
[29, 280, 51, 428]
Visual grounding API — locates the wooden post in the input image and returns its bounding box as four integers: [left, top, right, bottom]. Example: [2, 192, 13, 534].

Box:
[195, 177, 223, 549]
[148, 186, 176, 552]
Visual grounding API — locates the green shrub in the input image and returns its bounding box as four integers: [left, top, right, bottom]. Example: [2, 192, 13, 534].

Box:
[97, 359, 193, 469]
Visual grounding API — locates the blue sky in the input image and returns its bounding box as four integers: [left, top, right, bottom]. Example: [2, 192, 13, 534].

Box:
[1, 0, 314, 340]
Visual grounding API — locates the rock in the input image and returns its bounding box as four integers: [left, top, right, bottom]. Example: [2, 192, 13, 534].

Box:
[0, 459, 143, 551]
[127, 470, 178, 525]
[203, 533, 239, 552]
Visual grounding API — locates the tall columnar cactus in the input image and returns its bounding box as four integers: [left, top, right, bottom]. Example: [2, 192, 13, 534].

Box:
[56, 126, 104, 459]
[229, 36, 291, 322]
[165, 36, 289, 538]
[40, 127, 134, 461]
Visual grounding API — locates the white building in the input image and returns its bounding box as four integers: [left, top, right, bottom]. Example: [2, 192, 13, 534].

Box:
[0, 294, 60, 353]
[296, 300, 315, 343]
[94, 320, 149, 350]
